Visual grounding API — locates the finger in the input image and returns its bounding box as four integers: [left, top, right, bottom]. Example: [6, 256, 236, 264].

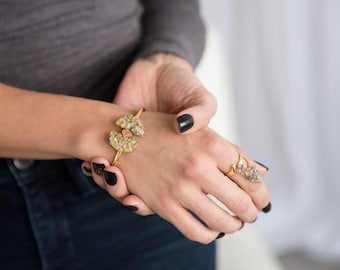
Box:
[122, 194, 154, 216]
[201, 169, 259, 223]
[229, 146, 270, 178]
[102, 166, 130, 200]
[90, 157, 155, 215]
[160, 202, 221, 244]
[99, 163, 154, 215]
[91, 157, 111, 189]
[221, 147, 271, 212]
[182, 141, 259, 222]
[175, 91, 217, 134]
[81, 161, 92, 177]
[182, 189, 244, 234]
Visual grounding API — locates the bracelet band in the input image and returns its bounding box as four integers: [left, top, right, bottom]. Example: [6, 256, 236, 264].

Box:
[109, 108, 145, 166]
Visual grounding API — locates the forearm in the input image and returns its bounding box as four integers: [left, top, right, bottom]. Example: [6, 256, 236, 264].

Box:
[0, 83, 125, 160]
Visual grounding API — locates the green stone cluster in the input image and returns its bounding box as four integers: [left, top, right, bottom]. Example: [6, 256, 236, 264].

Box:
[109, 131, 137, 153]
[116, 114, 145, 137]
[109, 111, 145, 154]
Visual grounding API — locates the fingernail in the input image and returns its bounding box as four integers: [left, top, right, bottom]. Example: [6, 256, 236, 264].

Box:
[216, 232, 225, 239]
[93, 163, 105, 176]
[250, 217, 257, 223]
[262, 202, 272, 213]
[239, 222, 245, 230]
[125, 205, 138, 212]
[82, 165, 92, 174]
[177, 114, 194, 133]
[103, 171, 117, 186]
[254, 160, 269, 171]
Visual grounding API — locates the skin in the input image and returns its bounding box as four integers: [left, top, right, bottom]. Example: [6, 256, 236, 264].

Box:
[83, 53, 219, 213]
[79, 54, 269, 242]
[0, 79, 271, 243]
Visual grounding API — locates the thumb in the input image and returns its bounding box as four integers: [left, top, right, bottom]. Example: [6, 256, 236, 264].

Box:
[174, 94, 217, 134]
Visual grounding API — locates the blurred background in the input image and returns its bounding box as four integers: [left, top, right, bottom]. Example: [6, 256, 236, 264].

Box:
[196, 1, 340, 269]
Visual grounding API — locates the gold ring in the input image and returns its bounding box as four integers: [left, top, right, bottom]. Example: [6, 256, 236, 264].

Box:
[225, 153, 262, 183]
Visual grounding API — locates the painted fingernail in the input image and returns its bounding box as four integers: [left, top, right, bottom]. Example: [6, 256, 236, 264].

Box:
[254, 160, 269, 171]
[177, 114, 194, 133]
[216, 232, 225, 239]
[262, 202, 272, 213]
[125, 205, 138, 212]
[82, 165, 92, 174]
[93, 163, 105, 176]
[250, 217, 257, 223]
[103, 171, 117, 186]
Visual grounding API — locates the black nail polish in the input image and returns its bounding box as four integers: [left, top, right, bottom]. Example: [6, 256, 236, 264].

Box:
[254, 160, 269, 171]
[262, 202, 272, 213]
[83, 166, 92, 174]
[125, 205, 138, 212]
[93, 163, 105, 176]
[216, 232, 225, 240]
[250, 217, 257, 223]
[177, 114, 194, 133]
[103, 171, 117, 186]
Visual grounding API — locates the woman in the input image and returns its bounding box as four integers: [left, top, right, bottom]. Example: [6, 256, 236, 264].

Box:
[0, 1, 271, 269]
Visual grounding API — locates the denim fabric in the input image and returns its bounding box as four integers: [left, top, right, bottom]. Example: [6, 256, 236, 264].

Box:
[0, 159, 215, 270]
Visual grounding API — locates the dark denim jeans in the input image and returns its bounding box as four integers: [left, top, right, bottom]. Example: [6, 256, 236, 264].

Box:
[0, 159, 215, 270]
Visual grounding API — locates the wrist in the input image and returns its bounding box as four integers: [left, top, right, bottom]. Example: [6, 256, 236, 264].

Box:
[143, 53, 193, 72]
[73, 100, 131, 163]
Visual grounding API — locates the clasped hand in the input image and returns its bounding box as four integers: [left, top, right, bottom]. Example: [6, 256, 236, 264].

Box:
[82, 54, 271, 244]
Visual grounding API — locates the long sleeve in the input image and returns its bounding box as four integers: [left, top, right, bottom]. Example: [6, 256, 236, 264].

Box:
[137, 0, 206, 67]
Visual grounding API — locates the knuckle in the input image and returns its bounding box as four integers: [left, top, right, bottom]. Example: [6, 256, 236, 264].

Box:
[211, 212, 228, 230]
[170, 181, 189, 198]
[232, 195, 253, 215]
[204, 134, 223, 156]
[181, 155, 204, 179]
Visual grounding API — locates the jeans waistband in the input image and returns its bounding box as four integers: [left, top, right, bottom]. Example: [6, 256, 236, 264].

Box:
[0, 158, 98, 197]
[0, 158, 6, 165]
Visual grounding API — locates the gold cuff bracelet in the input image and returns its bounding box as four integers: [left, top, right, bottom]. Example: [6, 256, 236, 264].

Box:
[109, 108, 145, 166]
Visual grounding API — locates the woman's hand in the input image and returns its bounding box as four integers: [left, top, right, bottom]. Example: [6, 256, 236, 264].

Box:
[84, 53, 218, 214]
[82, 157, 155, 215]
[83, 110, 271, 244]
[114, 53, 217, 134]
[1, 83, 270, 244]
[82, 54, 271, 227]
